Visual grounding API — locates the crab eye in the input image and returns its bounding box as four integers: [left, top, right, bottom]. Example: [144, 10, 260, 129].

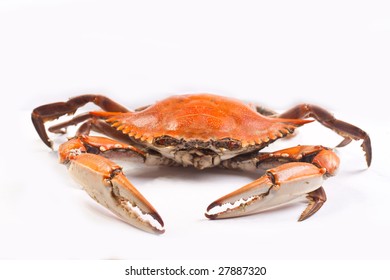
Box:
[214, 138, 242, 150]
[154, 136, 180, 147]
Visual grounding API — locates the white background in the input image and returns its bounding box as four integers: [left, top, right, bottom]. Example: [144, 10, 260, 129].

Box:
[0, 0, 389, 262]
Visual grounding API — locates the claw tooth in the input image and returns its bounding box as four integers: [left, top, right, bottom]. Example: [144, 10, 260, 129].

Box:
[119, 199, 165, 233]
[206, 194, 268, 219]
[111, 174, 165, 234]
[68, 153, 165, 234]
[205, 175, 274, 219]
[206, 201, 221, 212]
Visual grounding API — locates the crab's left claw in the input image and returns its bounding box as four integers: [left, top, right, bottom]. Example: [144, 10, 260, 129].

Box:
[67, 153, 165, 234]
[205, 162, 327, 221]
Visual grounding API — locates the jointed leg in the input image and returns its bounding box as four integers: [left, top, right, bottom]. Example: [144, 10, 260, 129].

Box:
[49, 112, 135, 144]
[222, 145, 339, 175]
[278, 104, 371, 166]
[300, 187, 327, 221]
[32, 95, 129, 148]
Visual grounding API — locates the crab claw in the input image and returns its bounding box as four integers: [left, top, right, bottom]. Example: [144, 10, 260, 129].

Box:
[205, 162, 326, 221]
[67, 153, 164, 234]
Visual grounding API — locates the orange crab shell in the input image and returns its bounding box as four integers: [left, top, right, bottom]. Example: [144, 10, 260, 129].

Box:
[92, 94, 312, 147]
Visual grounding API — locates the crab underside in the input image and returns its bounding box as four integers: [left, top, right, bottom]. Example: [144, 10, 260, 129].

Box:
[32, 93, 371, 234]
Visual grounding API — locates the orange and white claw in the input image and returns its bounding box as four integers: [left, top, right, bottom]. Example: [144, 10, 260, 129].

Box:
[67, 153, 165, 234]
[205, 162, 326, 221]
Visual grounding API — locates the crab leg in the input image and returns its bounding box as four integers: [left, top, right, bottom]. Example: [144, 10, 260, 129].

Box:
[299, 187, 327, 221]
[222, 145, 339, 174]
[207, 146, 338, 221]
[32, 95, 129, 148]
[49, 112, 135, 144]
[278, 104, 371, 166]
[59, 136, 165, 234]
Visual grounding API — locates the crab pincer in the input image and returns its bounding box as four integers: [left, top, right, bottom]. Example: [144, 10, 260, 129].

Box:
[206, 162, 327, 221]
[205, 162, 326, 221]
[59, 138, 165, 234]
[206, 146, 339, 221]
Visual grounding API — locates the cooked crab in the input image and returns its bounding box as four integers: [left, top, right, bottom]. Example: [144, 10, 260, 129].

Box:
[32, 93, 371, 234]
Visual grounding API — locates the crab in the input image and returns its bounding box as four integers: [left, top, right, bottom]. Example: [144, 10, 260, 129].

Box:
[32, 93, 371, 234]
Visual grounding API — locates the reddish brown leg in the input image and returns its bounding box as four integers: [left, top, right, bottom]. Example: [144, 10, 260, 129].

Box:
[278, 104, 371, 167]
[299, 187, 327, 221]
[48, 112, 133, 144]
[32, 95, 129, 148]
[48, 112, 92, 134]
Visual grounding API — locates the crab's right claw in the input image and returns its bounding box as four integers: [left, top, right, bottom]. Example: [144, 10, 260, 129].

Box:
[67, 153, 165, 234]
[205, 162, 326, 221]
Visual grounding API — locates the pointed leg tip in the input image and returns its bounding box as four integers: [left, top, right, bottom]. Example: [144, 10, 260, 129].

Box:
[298, 187, 327, 222]
[297, 210, 318, 222]
[47, 139, 54, 149]
[38, 134, 53, 149]
[336, 137, 352, 148]
[361, 135, 372, 168]
[364, 146, 372, 168]
[298, 208, 316, 222]
[366, 156, 372, 168]
[297, 214, 308, 222]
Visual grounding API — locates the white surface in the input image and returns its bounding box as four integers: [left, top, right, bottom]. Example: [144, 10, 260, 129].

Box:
[0, 0, 389, 260]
